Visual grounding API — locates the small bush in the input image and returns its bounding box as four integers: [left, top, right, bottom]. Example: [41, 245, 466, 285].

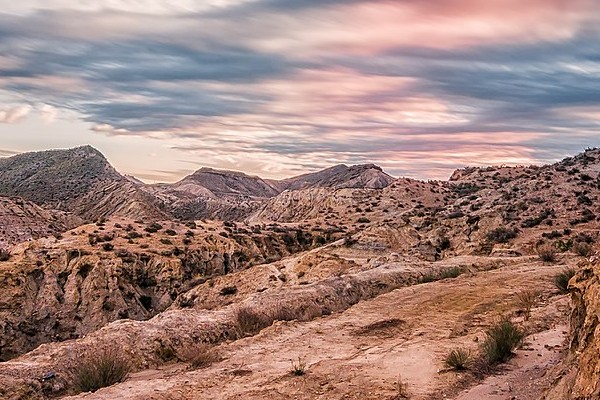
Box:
[554, 268, 577, 293]
[101, 243, 114, 251]
[290, 357, 307, 376]
[219, 286, 238, 296]
[234, 306, 271, 337]
[0, 249, 10, 262]
[487, 227, 518, 244]
[537, 244, 557, 262]
[444, 348, 473, 370]
[573, 242, 592, 257]
[516, 290, 539, 321]
[418, 267, 462, 283]
[178, 344, 221, 369]
[480, 317, 524, 364]
[71, 348, 130, 393]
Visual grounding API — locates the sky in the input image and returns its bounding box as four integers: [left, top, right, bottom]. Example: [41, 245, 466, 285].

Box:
[0, 0, 599, 182]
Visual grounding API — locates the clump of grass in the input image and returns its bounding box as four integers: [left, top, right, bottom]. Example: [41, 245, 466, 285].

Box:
[573, 241, 592, 257]
[444, 348, 473, 371]
[234, 306, 271, 337]
[290, 357, 307, 376]
[392, 375, 410, 399]
[537, 243, 557, 262]
[553, 268, 577, 293]
[516, 290, 539, 321]
[70, 347, 131, 393]
[480, 317, 524, 365]
[178, 343, 221, 369]
[418, 267, 462, 283]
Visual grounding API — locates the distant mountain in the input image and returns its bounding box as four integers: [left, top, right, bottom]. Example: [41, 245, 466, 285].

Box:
[0, 146, 397, 222]
[177, 167, 280, 197]
[0, 146, 165, 220]
[277, 164, 394, 191]
[147, 164, 393, 220]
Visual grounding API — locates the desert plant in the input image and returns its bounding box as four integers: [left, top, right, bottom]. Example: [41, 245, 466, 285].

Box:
[573, 241, 592, 257]
[71, 347, 131, 393]
[444, 348, 473, 370]
[537, 243, 557, 262]
[393, 375, 410, 399]
[0, 249, 10, 261]
[480, 317, 524, 364]
[234, 306, 271, 337]
[516, 290, 539, 321]
[290, 356, 307, 376]
[178, 343, 221, 369]
[554, 268, 577, 293]
[486, 227, 518, 243]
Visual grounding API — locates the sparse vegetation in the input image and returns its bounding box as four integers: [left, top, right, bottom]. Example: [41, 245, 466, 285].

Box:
[537, 243, 557, 262]
[178, 343, 221, 369]
[444, 348, 473, 370]
[487, 227, 518, 243]
[290, 356, 307, 376]
[554, 268, 577, 293]
[70, 347, 131, 393]
[573, 241, 592, 257]
[418, 267, 462, 283]
[516, 290, 539, 321]
[234, 306, 271, 337]
[0, 249, 10, 261]
[392, 375, 410, 399]
[480, 317, 524, 364]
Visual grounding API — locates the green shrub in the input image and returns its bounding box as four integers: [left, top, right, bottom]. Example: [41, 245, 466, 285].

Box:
[480, 317, 524, 364]
[444, 348, 473, 370]
[71, 348, 130, 393]
[554, 268, 577, 293]
[290, 357, 307, 376]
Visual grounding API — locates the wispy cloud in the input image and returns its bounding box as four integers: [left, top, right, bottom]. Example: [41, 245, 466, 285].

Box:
[0, 0, 599, 180]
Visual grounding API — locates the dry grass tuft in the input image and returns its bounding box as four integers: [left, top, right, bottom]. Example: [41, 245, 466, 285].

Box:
[70, 347, 131, 393]
[537, 243, 557, 262]
[178, 343, 222, 369]
[516, 290, 539, 321]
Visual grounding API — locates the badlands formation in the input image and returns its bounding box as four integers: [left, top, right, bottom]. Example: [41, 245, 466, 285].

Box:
[0, 146, 599, 399]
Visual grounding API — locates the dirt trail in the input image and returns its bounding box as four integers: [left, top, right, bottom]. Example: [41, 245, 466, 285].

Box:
[64, 259, 571, 400]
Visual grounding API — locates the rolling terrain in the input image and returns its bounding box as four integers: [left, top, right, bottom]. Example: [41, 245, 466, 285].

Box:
[0, 146, 599, 399]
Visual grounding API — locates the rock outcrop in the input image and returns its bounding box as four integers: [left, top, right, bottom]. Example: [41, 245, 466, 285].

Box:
[0, 146, 165, 221]
[545, 256, 600, 399]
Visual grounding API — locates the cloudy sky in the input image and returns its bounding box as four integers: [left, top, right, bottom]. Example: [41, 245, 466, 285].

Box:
[0, 0, 599, 182]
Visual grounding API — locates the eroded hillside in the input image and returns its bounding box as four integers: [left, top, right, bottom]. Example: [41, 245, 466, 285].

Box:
[1, 147, 600, 400]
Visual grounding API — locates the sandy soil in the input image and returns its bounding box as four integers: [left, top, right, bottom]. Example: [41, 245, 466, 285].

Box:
[64, 259, 571, 400]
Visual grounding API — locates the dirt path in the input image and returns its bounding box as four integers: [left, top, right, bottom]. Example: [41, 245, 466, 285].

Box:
[65, 260, 571, 400]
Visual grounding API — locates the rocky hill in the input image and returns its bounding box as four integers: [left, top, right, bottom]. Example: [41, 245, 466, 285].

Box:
[1, 147, 600, 400]
[0, 146, 165, 221]
[275, 163, 394, 191]
[0, 217, 340, 360]
[0, 196, 82, 249]
[146, 168, 280, 221]
[147, 164, 394, 221]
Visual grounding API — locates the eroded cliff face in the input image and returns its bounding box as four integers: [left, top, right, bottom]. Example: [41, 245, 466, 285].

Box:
[0, 219, 336, 360]
[545, 257, 600, 400]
